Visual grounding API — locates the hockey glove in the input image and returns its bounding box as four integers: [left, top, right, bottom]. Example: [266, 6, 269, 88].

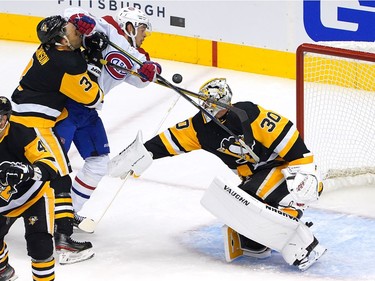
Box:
[69, 13, 96, 36]
[83, 32, 109, 52]
[138, 61, 162, 82]
[281, 163, 322, 207]
[83, 48, 103, 78]
[0, 161, 35, 187]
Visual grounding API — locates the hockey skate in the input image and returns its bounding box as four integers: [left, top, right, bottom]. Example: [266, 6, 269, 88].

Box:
[0, 264, 17, 281]
[296, 243, 327, 271]
[222, 225, 271, 262]
[73, 212, 96, 234]
[54, 233, 95, 265]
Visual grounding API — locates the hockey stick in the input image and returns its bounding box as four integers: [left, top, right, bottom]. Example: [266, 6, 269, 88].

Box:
[100, 57, 259, 162]
[92, 98, 177, 229]
[101, 59, 241, 113]
[152, 94, 181, 136]
[94, 170, 133, 227]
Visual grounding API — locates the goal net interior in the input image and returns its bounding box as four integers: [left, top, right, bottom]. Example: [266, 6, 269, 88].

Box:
[296, 42, 375, 188]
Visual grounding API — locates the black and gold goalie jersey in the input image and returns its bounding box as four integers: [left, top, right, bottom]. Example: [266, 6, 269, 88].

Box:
[0, 121, 58, 216]
[11, 44, 104, 128]
[144, 101, 313, 179]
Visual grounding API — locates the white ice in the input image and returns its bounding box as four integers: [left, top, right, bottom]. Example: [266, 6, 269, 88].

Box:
[1, 40, 374, 281]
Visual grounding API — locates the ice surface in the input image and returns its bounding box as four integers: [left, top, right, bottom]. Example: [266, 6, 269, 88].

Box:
[1, 40, 374, 281]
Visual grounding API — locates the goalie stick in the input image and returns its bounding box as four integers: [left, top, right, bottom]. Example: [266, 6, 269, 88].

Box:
[84, 101, 176, 233]
[100, 55, 260, 162]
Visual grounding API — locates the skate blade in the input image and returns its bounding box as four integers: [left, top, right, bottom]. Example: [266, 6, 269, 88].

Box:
[298, 246, 327, 271]
[58, 249, 95, 265]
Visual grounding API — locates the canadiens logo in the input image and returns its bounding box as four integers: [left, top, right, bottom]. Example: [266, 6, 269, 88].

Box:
[104, 51, 134, 80]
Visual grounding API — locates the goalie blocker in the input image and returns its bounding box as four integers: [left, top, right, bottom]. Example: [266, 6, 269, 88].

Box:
[201, 177, 326, 271]
[108, 131, 153, 178]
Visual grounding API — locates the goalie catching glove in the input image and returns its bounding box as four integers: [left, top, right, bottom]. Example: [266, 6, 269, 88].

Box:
[281, 163, 323, 208]
[0, 161, 38, 188]
[108, 131, 153, 179]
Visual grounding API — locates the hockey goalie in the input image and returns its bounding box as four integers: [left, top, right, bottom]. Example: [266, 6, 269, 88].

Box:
[108, 78, 326, 271]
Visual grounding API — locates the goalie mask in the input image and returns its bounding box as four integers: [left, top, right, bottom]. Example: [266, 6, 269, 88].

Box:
[37, 15, 67, 45]
[199, 78, 233, 119]
[116, 7, 152, 48]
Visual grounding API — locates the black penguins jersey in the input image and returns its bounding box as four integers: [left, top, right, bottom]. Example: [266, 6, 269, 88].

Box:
[144, 101, 314, 179]
[0, 121, 58, 216]
[11, 44, 103, 128]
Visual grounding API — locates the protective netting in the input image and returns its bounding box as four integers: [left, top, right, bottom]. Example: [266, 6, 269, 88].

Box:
[298, 42, 375, 183]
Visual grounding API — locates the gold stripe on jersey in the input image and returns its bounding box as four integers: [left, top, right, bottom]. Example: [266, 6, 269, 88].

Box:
[256, 166, 286, 200]
[3, 183, 50, 217]
[10, 115, 56, 128]
[237, 164, 253, 178]
[35, 128, 70, 176]
[159, 118, 201, 155]
[21, 58, 34, 76]
[289, 154, 314, 165]
[24, 136, 58, 174]
[159, 131, 179, 155]
[60, 72, 103, 107]
[251, 105, 289, 149]
[56, 108, 68, 123]
[277, 127, 299, 158]
[169, 118, 201, 152]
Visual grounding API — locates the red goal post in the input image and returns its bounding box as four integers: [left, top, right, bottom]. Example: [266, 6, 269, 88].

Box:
[296, 43, 375, 183]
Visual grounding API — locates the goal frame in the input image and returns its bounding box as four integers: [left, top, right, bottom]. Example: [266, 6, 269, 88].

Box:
[296, 43, 375, 139]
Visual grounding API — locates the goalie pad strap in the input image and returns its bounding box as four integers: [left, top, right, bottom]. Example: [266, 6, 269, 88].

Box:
[200, 177, 316, 265]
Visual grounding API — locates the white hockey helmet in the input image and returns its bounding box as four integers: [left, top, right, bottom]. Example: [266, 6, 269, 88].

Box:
[198, 78, 232, 117]
[116, 7, 152, 47]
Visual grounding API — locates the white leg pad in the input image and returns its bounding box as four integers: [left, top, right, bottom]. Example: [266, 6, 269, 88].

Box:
[201, 177, 320, 266]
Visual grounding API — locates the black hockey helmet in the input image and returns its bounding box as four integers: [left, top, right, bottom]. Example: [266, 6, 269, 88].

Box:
[37, 15, 67, 44]
[0, 96, 12, 119]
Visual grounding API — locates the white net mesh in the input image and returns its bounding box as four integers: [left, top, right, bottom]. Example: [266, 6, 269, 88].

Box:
[298, 42, 375, 183]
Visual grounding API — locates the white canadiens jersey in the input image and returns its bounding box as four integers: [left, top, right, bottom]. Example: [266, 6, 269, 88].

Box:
[64, 8, 149, 95]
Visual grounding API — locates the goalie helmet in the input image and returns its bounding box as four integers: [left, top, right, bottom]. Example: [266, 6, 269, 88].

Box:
[198, 78, 233, 117]
[0, 96, 12, 119]
[37, 15, 67, 44]
[116, 7, 152, 47]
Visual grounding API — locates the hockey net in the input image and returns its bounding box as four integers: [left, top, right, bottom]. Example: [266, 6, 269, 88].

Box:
[296, 42, 375, 187]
